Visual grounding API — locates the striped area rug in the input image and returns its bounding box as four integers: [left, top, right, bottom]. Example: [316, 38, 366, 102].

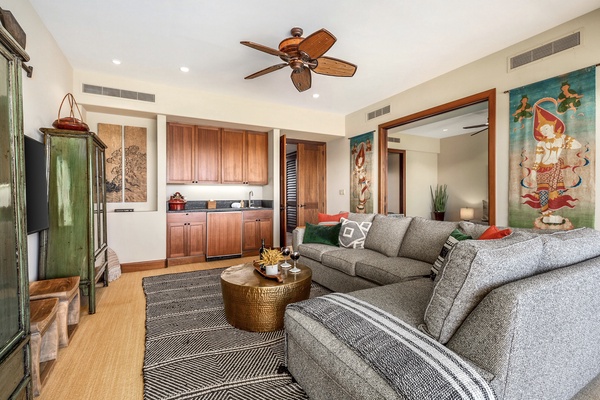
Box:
[143, 267, 330, 400]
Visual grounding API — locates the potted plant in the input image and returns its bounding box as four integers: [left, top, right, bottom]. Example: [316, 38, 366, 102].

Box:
[430, 184, 449, 221]
[259, 248, 284, 275]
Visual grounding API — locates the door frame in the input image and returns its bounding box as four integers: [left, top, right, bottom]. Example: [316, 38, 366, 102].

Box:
[280, 137, 327, 247]
[377, 88, 496, 225]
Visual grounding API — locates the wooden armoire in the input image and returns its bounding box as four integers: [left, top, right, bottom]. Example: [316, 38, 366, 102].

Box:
[40, 128, 109, 314]
[0, 24, 32, 399]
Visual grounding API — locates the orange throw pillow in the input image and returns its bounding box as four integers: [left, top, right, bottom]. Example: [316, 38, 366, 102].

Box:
[318, 212, 349, 223]
[478, 225, 512, 240]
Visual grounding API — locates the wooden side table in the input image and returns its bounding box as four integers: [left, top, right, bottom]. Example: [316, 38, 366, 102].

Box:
[30, 297, 59, 397]
[220, 263, 312, 332]
[30, 276, 80, 347]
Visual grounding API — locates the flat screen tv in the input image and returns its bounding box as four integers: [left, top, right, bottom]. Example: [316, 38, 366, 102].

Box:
[24, 136, 49, 234]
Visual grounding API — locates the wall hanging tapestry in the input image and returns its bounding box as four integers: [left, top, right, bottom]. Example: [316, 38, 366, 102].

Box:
[508, 65, 596, 230]
[98, 123, 147, 203]
[350, 131, 373, 214]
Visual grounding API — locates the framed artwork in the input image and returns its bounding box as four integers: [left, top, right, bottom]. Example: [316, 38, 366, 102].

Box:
[98, 124, 148, 203]
[508, 66, 595, 229]
[350, 132, 373, 214]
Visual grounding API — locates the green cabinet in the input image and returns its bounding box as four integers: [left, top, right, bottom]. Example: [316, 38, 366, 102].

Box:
[0, 25, 32, 400]
[40, 129, 108, 314]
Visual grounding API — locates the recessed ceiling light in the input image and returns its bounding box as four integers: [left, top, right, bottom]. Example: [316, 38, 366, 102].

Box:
[312, 93, 320, 99]
[442, 128, 449, 132]
[180, 66, 190, 73]
[112, 59, 121, 65]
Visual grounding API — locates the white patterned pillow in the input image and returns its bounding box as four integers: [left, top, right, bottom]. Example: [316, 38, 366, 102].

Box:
[338, 217, 372, 249]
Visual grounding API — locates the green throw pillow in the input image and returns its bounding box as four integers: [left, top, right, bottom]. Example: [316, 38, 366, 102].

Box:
[303, 222, 342, 246]
[430, 228, 472, 280]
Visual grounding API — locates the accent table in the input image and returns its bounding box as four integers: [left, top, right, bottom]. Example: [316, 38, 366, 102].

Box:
[220, 263, 312, 332]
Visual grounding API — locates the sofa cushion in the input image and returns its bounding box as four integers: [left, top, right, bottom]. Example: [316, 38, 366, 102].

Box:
[321, 248, 381, 276]
[423, 232, 543, 344]
[338, 217, 372, 249]
[478, 225, 512, 240]
[347, 212, 376, 223]
[364, 215, 412, 257]
[539, 228, 600, 272]
[398, 218, 459, 264]
[303, 222, 342, 246]
[430, 229, 472, 279]
[318, 212, 349, 223]
[355, 256, 431, 285]
[298, 243, 338, 263]
[458, 221, 491, 239]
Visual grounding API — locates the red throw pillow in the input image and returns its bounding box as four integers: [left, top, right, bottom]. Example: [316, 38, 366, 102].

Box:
[318, 212, 349, 223]
[478, 225, 512, 240]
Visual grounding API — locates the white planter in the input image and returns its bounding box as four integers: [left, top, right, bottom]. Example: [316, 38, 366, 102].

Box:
[265, 264, 278, 276]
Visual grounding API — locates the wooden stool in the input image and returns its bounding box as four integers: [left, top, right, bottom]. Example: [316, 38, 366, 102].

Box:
[30, 276, 81, 347]
[30, 298, 59, 397]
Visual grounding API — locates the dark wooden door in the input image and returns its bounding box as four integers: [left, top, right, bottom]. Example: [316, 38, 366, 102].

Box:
[297, 142, 326, 226]
[279, 135, 287, 246]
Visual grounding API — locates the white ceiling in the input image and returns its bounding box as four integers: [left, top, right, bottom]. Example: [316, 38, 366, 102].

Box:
[29, 1, 599, 116]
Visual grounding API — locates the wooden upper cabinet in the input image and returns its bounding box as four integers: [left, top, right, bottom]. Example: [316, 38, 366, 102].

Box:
[221, 129, 246, 184]
[246, 131, 268, 185]
[167, 123, 195, 183]
[167, 124, 268, 185]
[195, 127, 221, 183]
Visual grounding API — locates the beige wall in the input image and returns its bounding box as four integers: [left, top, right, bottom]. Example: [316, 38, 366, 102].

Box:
[439, 132, 488, 221]
[17, 5, 600, 269]
[7, 0, 74, 280]
[344, 8, 600, 227]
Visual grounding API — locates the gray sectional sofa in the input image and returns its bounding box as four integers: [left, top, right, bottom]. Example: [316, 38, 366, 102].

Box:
[285, 213, 600, 399]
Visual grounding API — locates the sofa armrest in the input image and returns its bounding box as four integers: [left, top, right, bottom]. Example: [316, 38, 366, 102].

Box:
[292, 227, 305, 251]
[447, 257, 600, 400]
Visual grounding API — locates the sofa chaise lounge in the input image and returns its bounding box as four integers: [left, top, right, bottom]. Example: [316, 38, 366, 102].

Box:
[285, 213, 600, 399]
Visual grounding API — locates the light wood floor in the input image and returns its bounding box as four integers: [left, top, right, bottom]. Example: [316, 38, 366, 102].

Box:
[38, 256, 256, 400]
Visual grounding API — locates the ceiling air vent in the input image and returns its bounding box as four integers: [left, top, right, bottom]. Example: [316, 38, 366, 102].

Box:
[510, 31, 580, 70]
[367, 105, 390, 121]
[388, 137, 401, 143]
[82, 84, 156, 102]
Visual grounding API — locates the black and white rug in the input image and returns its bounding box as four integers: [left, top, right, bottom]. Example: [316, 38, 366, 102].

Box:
[143, 267, 330, 400]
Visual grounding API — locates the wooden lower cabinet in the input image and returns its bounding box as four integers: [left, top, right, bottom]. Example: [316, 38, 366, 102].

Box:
[206, 212, 243, 259]
[243, 210, 273, 255]
[167, 212, 206, 266]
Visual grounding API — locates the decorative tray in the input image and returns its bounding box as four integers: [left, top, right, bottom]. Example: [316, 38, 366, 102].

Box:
[253, 261, 283, 283]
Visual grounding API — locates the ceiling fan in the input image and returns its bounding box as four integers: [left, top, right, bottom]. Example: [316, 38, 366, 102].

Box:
[463, 120, 489, 136]
[241, 27, 357, 92]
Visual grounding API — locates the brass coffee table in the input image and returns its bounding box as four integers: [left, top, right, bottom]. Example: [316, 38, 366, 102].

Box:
[220, 263, 312, 332]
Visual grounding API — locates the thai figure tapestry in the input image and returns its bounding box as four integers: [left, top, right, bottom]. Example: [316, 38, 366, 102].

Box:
[350, 132, 373, 214]
[508, 66, 595, 229]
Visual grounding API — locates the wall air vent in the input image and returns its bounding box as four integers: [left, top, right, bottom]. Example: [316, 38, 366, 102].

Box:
[367, 105, 390, 121]
[82, 84, 156, 102]
[509, 31, 580, 70]
[388, 137, 401, 143]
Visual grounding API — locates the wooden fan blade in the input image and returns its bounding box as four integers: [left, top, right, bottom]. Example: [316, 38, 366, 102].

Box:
[291, 68, 311, 92]
[470, 127, 488, 136]
[312, 56, 357, 77]
[298, 29, 336, 59]
[240, 41, 289, 59]
[244, 63, 288, 79]
[463, 123, 489, 129]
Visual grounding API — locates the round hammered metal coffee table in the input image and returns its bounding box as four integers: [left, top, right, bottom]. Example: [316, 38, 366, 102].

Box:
[220, 263, 312, 332]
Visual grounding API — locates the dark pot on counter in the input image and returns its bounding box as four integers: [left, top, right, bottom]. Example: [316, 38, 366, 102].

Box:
[168, 192, 186, 211]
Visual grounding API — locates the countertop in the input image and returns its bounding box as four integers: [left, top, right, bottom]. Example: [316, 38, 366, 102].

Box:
[167, 199, 273, 213]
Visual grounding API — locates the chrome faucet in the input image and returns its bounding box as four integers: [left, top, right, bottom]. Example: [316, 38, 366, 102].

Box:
[248, 190, 254, 208]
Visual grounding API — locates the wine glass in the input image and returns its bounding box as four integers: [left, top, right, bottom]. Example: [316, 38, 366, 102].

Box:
[280, 247, 291, 268]
[289, 251, 301, 273]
